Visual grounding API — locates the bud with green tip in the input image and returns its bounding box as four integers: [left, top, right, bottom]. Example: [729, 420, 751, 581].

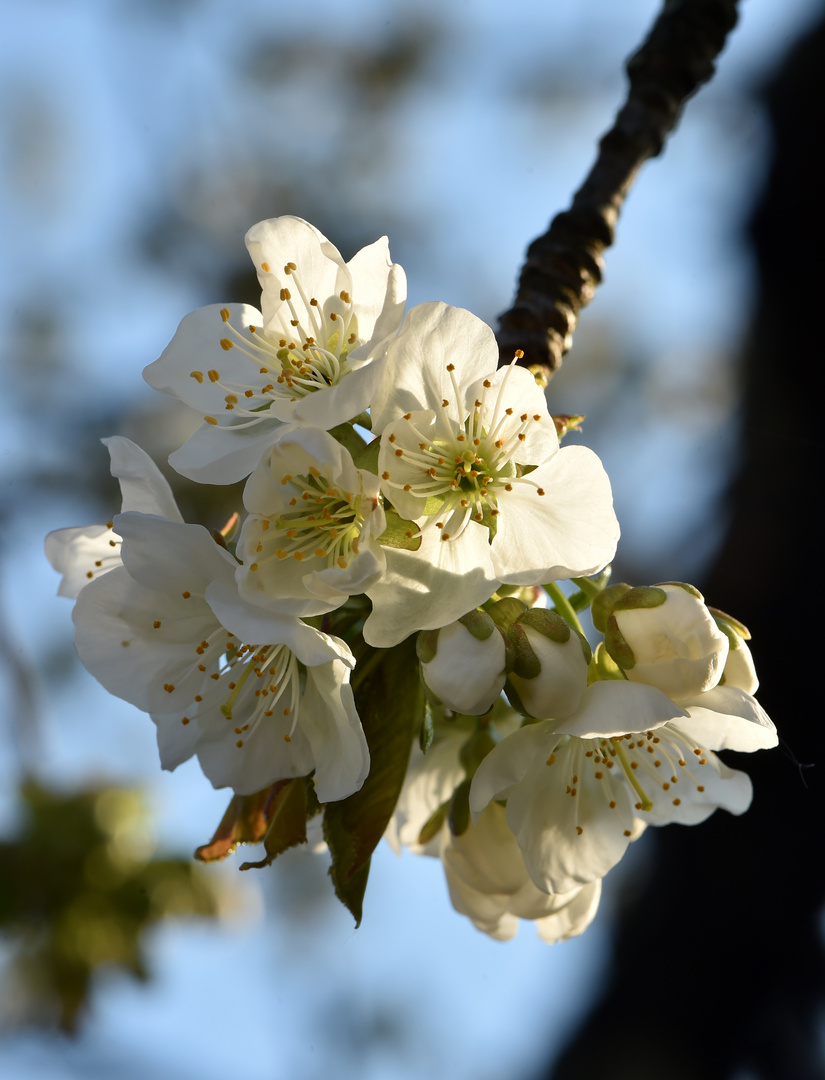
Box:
[417, 610, 508, 716]
[505, 608, 591, 719]
[710, 606, 759, 694]
[605, 582, 729, 702]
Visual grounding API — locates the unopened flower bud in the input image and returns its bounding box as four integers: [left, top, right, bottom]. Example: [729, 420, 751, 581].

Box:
[417, 610, 507, 716]
[710, 606, 759, 694]
[505, 608, 590, 719]
[606, 582, 729, 702]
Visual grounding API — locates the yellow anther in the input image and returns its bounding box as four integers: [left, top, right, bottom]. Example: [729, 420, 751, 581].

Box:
[220, 338, 233, 351]
[190, 370, 204, 383]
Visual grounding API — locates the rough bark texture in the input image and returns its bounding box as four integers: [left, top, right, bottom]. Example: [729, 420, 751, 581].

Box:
[497, 0, 739, 373]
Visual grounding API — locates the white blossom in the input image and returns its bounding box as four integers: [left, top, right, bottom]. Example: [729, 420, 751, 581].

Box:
[470, 677, 774, 894]
[73, 511, 368, 803]
[237, 425, 386, 616]
[364, 302, 619, 645]
[143, 216, 406, 484]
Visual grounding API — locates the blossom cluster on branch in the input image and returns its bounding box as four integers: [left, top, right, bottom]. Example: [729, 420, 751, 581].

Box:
[46, 216, 776, 941]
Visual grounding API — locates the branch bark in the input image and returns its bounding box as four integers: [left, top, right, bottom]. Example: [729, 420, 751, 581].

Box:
[496, 0, 740, 374]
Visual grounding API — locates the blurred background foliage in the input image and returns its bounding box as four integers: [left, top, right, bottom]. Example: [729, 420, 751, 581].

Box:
[0, 0, 822, 1077]
[0, 782, 222, 1033]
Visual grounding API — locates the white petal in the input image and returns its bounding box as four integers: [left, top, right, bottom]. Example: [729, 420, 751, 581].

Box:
[555, 680, 688, 739]
[505, 741, 636, 893]
[169, 421, 285, 485]
[205, 576, 352, 668]
[300, 659, 369, 803]
[534, 880, 602, 944]
[151, 709, 201, 771]
[363, 521, 498, 647]
[114, 514, 237, 594]
[369, 302, 497, 436]
[469, 721, 558, 819]
[72, 567, 217, 714]
[635, 741, 753, 826]
[491, 445, 619, 584]
[345, 235, 407, 346]
[144, 304, 264, 413]
[45, 525, 116, 598]
[678, 686, 777, 751]
[245, 217, 346, 327]
[103, 436, 183, 521]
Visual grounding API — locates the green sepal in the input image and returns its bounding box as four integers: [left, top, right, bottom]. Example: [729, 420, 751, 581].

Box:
[324, 636, 423, 927]
[613, 586, 668, 612]
[656, 580, 703, 600]
[508, 621, 541, 679]
[417, 800, 449, 846]
[503, 677, 531, 717]
[518, 607, 571, 644]
[419, 702, 435, 753]
[591, 583, 632, 633]
[448, 779, 471, 837]
[328, 422, 368, 461]
[593, 641, 626, 682]
[377, 509, 421, 551]
[459, 728, 497, 780]
[354, 438, 381, 475]
[239, 776, 316, 871]
[416, 628, 440, 665]
[486, 596, 528, 633]
[457, 608, 496, 642]
[708, 605, 751, 641]
[604, 613, 636, 671]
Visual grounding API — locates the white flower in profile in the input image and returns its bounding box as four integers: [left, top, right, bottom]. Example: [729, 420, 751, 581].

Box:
[237, 425, 386, 616]
[45, 436, 182, 598]
[470, 676, 776, 895]
[442, 803, 601, 944]
[387, 731, 600, 942]
[144, 216, 406, 484]
[72, 511, 369, 803]
[364, 302, 619, 646]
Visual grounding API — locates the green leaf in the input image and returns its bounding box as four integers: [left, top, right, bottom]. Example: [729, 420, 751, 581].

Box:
[239, 777, 312, 871]
[417, 800, 449, 846]
[324, 636, 424, 926]
[354, 437, 381, 474]
[448, 779, 471, 837]
[327, 422, 368, 460]
[378, 508, 422, 551]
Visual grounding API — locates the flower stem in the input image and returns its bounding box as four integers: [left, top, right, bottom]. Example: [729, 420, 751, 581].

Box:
[543, 582, 585, 636]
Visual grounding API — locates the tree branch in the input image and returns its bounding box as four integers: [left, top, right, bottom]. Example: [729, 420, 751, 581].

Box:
[496, 0, 740, 374]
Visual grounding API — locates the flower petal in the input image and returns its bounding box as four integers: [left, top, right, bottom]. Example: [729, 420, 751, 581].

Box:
[555, 680, 688, 739]
[370, 302, 497, 436]
[491, 445, 619, 584]
[678, 685, 777, 751]
[363, 520, 498, 647]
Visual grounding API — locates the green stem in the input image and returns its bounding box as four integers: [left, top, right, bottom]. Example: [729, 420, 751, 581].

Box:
[571, 576, 602, 601]
[543, 582, 585, 636]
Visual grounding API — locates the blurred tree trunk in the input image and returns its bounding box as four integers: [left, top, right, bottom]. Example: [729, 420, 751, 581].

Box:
[542, 10, 825, 1080]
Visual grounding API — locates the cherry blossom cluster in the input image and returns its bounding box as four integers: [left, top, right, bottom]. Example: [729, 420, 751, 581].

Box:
[46, 216, 776, 942]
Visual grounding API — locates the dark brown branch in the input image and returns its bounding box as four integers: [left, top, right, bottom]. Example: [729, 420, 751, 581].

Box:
[497, 0, 740, 374]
